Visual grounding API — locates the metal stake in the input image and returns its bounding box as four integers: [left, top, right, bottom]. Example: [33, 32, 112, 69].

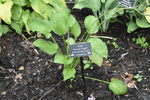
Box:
[80, 57, 86, 96]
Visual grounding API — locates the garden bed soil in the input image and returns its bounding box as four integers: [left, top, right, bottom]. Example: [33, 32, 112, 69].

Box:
[0, 1, 150, 100]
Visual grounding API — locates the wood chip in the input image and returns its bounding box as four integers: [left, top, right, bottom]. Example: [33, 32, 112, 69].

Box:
[19, 66, 24, 71]
[58, 65, 62, 69]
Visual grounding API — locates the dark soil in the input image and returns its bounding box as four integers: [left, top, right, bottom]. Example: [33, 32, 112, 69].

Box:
[0, 1, 150, 100]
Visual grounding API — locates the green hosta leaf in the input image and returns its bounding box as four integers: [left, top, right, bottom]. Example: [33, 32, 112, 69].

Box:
[68, 15, 76, 27]
[12, 0, 28, 6]
[43, 0, 66, 7]
[127, 21, 139, 33]
[0, 0, 13, 24]
[144, 7, 150, 23]
[11, 21, 23, 35]
[63, 67, 76, 81]
[30, 11, 44, 19]
[87, 38, 108, 66]
[66, 38, 75, 45]
[1, 25, 11, 34]
[73, 0, 101, 13]
[136, 16, 150, 28]
[84, 15, 99, 34]
[54, 53, 73, 65]
[101, 0, 106, 3]
[33, 38, 58, 54]
[109, 79, 128, 95]
[0, 25, 2, 37]
[50, 9, 69, 35]
[105, 0, 115, 10]
[27, 18, 52, 38]
[22, 10, 30, 34]
[11, 4, 22, 21]
[30, 0, 53, 20]
[69, 15, 81, 38]
[53, 4, 70, 22]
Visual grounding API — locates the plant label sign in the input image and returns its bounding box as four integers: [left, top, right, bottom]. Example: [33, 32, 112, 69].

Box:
[69, 42, 92, 58]
[118, 0, 137, 8]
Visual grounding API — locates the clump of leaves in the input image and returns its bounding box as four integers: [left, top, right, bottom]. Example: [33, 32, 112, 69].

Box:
[132, 36, 149, 48]
[136, 37, 149, 48]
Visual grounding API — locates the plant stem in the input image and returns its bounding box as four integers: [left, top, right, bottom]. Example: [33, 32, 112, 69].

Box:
[62, 35, 67, 52]
[51, 36, 63, 54]
[73, 57, 80, 68]
[67, 31, 70, 57]
[76, 75, 110, 84]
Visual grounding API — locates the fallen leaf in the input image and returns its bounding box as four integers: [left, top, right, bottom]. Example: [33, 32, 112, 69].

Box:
[19, 66, 24, 71]
[127, 80, 136, 88]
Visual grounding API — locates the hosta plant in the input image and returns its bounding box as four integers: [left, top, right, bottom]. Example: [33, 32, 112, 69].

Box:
[0, 0, 66, 37]
[73, 0, 150, 33]
[27, 1, 128, 95]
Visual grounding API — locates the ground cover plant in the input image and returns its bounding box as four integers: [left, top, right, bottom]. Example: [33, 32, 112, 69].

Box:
[0, 0, 150, 100]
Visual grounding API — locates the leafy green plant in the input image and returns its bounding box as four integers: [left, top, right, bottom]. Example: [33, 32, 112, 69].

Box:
[125, 0, 150, 33]
[73, 0, 150, 33]
[134, 74, 142, 82]
[77, 75, 128, 95]
[136, 37, 149, 48]
[0, 0, 66, 37]
[73, 0, 122, 32]
[27, 2, 108, 81]
[83, 60, 93, 69]
[132, 36, 149, 48]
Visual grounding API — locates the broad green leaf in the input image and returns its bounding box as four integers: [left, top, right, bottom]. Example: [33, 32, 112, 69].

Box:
[105, 0, 115, 10]
[144, 7, 150, 23]
[22, 10, 30, 34]
[11, 21, 23, 35]
[0, 0, 13, 24]
[84, 15, 99, 34]
[136, 16, 150, 28]
[30, 11, 44, 19]
[109, 79, 128, 95]
[68, 15, 76, 27]
[33, 38, 58, 54]
[69, 15, 81, 38]
[12, 0, 28, 6]
[43, 0, 66, 7]
[53, 4, 71, 22]
[63, 67, 76, 81]
[66, 38, 75, 45]
[87, 38, 108, 66]
[73, 0, 101, 13]
[0, 25, 2, 37]
[54, 53, 73, 65]
[1, 25, 11, 34]
[30, 0, 53, 20]
[101, 0, 106, 3]
[27, 18, 52, 38]
[11, 4, 22, 21]
[50, 10, 69, 35]
[127, 21, 139, 33]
